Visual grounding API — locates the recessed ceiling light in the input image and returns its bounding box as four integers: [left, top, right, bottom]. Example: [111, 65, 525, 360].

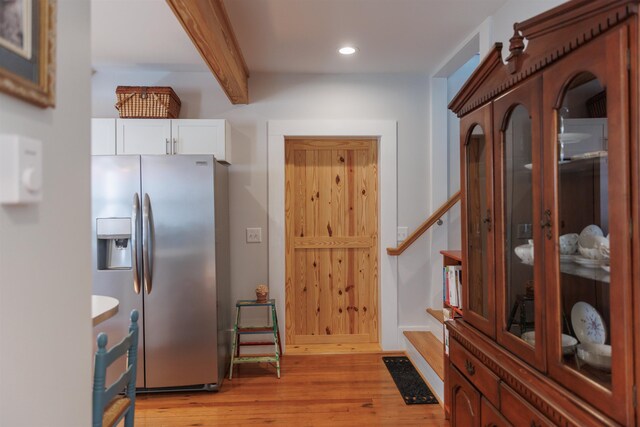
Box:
[339, 46, 358, 55]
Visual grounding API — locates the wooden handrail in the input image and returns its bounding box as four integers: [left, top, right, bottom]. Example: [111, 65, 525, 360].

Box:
[387, 190, 461, 256]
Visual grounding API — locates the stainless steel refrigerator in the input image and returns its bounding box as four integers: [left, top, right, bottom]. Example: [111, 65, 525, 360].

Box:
[91, 155, 230, 391]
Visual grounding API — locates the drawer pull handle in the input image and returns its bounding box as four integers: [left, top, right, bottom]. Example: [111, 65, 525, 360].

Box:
[531, 421, 541, 427]
[485, 424, 498, 427]
[464, 359, 475, 376]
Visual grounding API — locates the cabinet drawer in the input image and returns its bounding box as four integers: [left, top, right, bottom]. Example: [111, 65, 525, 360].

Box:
[481, 397, 511, 427]
[500, 383, 554, 427]
[450, 337, 500, 407]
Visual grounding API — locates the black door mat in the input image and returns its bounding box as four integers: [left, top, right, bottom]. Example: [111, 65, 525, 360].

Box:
[382, 356, 438, 405]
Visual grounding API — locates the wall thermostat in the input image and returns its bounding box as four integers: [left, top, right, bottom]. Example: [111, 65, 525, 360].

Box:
[0, 135, 43, 204]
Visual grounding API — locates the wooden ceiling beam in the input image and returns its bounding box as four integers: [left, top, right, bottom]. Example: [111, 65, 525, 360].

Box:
[166, 0, 249, 104]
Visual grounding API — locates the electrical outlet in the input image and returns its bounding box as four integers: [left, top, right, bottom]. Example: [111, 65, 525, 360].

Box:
[246, 227, 262, 243]
[397, 226, 408, 241]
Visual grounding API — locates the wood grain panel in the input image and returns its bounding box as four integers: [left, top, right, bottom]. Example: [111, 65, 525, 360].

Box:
[294, 237, 373, 249]
[287, 139, 375, 150]
[332, 150, 347, 335]
[293, 333, 372, 345]
[368, 144, 379, 341]
[318, 151, 333, 335]
[166, 0, 249, 104]
[294, 150, 307, 335]
[284, 144, 295, 340]
[305, 150, 319, 338]
[285, 138, 378, 347]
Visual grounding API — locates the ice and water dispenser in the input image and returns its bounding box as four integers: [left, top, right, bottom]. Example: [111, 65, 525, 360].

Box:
[96, 218, 132, 270]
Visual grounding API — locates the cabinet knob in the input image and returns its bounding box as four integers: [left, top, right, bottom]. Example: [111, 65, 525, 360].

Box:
[464, 359, 475, 376]
[530, 421, 541, 427]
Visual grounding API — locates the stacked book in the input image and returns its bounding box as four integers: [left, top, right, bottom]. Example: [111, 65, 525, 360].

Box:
[443, 265, 462, 309]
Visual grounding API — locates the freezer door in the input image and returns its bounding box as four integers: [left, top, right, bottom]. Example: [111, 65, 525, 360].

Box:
[141, 155, 218, 388]
[91, 155, 144, 387]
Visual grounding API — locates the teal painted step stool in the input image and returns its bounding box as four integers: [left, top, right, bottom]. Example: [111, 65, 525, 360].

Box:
[229, 299, 282, 379]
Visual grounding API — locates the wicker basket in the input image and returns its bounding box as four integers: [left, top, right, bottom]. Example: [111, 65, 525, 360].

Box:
[115, 86, 181, 119]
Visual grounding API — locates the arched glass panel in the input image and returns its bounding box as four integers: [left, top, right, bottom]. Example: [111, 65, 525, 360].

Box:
[466, 125, 488, 318]
[557, 72, 610, 388]
[503, 105, 535, 344]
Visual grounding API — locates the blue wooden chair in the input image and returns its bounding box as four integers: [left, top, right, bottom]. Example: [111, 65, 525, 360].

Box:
[92, 310, 139, 427]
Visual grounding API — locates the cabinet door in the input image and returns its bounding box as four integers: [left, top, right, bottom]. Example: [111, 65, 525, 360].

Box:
[116, 119, 171, 155]
[481, 397, 511, 427]
[91, 118, 116, 155]
[449, 364, 480, 427]
[172, 119, 230, 162]
[542, 26, 634, 425]
[493, 76, 546, 370]
[460, 103, 496, 338]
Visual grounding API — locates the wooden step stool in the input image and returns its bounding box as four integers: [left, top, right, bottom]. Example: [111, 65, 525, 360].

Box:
[228, 299, 282, 379]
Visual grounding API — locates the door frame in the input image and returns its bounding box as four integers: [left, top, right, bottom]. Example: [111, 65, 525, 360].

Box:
[268, 120, 398, 350]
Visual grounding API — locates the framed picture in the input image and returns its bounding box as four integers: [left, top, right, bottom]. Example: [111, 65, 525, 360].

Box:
[0, 0, 56, 108]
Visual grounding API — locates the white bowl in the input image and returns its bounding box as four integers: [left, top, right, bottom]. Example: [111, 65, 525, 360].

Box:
[521, 331, 577, 355]
[514, 244, 534, 264]
[561, 334, 578, 355]
[578, 235, 609, 260]
[559, 233, 579, 255]
[521, 331, 535, 346]
[599, 239, 610, 259]
[577, 343, 611, 371]
[578, 245, 604, 260]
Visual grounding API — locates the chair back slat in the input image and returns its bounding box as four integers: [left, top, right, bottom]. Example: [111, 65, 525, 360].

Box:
[103, 367, 133, 404]
[104, 334, 133, 366]
[92, 310, 139, 427]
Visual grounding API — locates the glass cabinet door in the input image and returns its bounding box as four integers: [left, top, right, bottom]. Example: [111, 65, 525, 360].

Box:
[543, 28, 634, 425]
[493, 77, 545, 370]
[460, 104, 495, 338]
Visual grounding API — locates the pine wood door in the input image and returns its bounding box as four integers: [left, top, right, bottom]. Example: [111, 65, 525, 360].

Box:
[285, 138, 378, 346]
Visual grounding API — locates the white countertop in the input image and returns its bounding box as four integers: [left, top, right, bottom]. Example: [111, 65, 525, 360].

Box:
[92, 295, 119, 326]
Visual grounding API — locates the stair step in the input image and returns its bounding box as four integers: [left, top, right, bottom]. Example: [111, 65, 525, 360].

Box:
[232, 355, 278, 363]
[404, 331, 444, 381]
[237, 327, 274, 334]
[426, 308, 444, 324]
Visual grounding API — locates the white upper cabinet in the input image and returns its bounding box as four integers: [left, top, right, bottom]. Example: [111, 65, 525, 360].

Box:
[113, 119, 231, 163]
[116, 119, 172, 155]
[91, 118, 116, 155]
[172, 119, 231, 163]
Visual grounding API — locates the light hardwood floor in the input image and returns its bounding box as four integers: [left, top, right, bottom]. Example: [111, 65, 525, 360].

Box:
[135, 353, 448, 426]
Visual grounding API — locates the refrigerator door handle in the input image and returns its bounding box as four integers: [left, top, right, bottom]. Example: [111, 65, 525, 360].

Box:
[131, 193, 141, 294]
[143, 193, 153, 294]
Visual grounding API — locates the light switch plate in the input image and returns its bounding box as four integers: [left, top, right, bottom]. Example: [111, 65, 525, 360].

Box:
[246, 227, 262, 243]
[0, 135, 42, 204]
[397, 226, 408, 241]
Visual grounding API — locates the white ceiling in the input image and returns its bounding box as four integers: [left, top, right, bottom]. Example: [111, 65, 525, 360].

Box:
[91, 0, 508, 75]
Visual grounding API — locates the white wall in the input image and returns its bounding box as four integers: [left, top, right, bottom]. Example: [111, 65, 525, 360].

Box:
[0, 1, 92, 426]
[93, 71, 431, 335]
[425, 0, 568, 322]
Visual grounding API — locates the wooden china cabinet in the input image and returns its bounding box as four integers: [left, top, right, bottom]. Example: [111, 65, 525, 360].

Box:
[446, 1, 639, 426]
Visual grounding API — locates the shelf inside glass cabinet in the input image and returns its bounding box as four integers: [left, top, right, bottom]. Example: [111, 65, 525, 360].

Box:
[519, 260, 610, 283]
[523, 150, 607, 172]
